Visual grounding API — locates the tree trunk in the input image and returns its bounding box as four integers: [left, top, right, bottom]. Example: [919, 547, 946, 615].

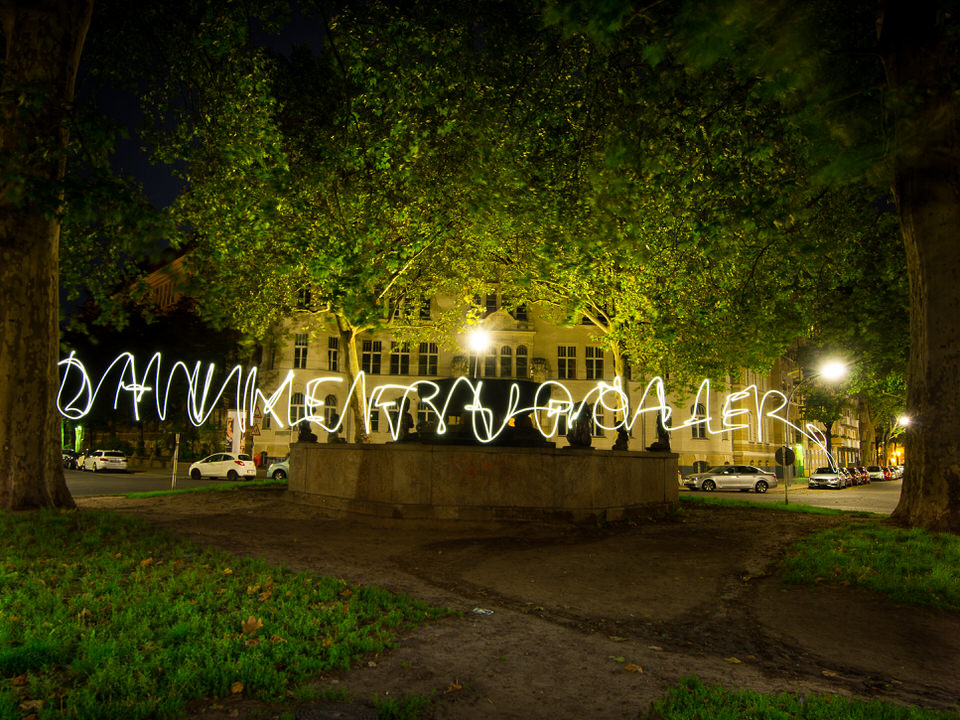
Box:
[881, 0, 960, 532]
[335, 317, 370, 444]
[0, 0, 92, 510]
[858, 396, 876, 468]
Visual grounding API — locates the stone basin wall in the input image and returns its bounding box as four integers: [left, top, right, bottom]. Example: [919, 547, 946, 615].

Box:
[287, 442, 678, 525]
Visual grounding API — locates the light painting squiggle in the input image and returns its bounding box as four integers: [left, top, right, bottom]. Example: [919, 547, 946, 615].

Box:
[58, 351, 838, 467]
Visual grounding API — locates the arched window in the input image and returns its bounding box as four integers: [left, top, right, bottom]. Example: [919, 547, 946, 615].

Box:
[516, 346, 528, 378]
[323, 394, 338, 427]
[291, 392, 306, 423]
[500, 346, 512, 378]
[691, 403, 706, 439]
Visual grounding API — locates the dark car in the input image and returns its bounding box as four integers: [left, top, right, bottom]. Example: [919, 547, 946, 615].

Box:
[62, 450, 80, 469]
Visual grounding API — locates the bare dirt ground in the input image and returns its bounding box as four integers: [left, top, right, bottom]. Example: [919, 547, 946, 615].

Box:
[77, 489, 960, 719]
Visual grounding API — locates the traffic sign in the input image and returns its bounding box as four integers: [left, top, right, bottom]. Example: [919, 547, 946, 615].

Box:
[775, 447, 796, 465]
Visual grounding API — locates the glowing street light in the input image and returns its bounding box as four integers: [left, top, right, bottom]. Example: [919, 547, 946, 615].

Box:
[783, 360, 849, 505]
[466, 327, 492, 378]
[467, 328, 492, 354]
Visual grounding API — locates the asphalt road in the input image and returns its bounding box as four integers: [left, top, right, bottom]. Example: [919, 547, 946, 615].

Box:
[681, 478, 903, 515]
[64, 467, 258, 496]
[68, 466, 902, 516]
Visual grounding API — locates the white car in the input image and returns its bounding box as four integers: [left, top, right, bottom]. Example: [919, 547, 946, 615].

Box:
[81, 450, 128, 473]
[188, 453, 257, 481]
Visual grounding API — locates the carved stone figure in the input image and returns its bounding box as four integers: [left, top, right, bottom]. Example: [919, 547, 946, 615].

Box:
[646, 411, 671, 452]
[612, 426, 629, 451]
[565, 402, 593, 449]
[297, 422, 317, 443]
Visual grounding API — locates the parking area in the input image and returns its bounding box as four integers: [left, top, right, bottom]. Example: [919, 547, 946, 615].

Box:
[681, 478, 903, 515]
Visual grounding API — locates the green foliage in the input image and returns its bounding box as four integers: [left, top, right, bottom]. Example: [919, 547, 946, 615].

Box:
[0, 509, 448, 719]
[678, 494, 874, 517]
[646, 675, 959, 719]
[781, 522, 960, 611]
[373, 692, 435, 720]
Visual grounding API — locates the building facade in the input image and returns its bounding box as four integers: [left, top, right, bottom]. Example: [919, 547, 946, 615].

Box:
[250, 296, 854, 476]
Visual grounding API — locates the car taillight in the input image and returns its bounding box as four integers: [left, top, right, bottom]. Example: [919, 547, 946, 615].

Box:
[234, 460, 244, 466]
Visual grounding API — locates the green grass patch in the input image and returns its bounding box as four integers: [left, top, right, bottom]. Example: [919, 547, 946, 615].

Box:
[647, 676, 959, 719]
[0, 509, 448, 719]
[373, 692, 435, 719]
[781, 520, 960, 611]
[124, 478, 287, 498]
[679, 493, 875, 517]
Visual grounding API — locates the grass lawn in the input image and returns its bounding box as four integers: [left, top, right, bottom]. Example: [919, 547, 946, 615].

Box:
[648, 676, 960, 719]
[0, 509, 448, 719]
[781, 521, 960, 612]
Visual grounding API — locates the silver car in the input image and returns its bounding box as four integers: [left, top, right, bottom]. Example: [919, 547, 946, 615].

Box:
[809, 466, 844, 489]
[266, 457, 289, 480]
[683, 465, 778, 493]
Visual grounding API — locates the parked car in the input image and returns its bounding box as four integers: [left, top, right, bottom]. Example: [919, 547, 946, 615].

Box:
[266, 457, 289, 481]
[888, 466, 903, 479]
[809, 466, 845, 489]
[683, 465, 778, 493]
[845, 466, 867, 485]
[856, 466, 871, 484]
[865, 465, 887, 481]
[62, 450, 80, 469]
[188, 452, 257, 481]
[80, 449, 128, 473]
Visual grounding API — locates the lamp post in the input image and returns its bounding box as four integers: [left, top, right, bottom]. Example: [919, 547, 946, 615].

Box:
[783, 360, 848, 505]
[466, 328, 492, 379]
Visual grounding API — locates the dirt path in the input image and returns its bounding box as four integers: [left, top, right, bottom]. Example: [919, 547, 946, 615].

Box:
[78, 489, 960, 719]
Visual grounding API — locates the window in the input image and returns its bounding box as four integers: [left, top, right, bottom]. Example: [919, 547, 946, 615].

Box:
[323, 394, 338, 427]
[693, 460, 709, 474]
[557, 415, 568, 437]
[294, 334, 309, 369]
[592, 406, 605, 437]
[513, 303, 528, 321]
[419, 297, 431, 320]
[516, 345, 528, 378]
[369, 409, 379, 433]
[691, 403, 706, 439]
[585, 346, 604, 380]
[362, 340, 382, 374]
[557, 346, 576, 380]
[327, 337, 339, 372]
[485, 293, 498, 314]
[500, 346, 512, 378]
[418, 342, 438, 376]
[291, 392, 305, 422]
[484, 348, 497, 377]
[262, 414, 271, 430]
[296, 288, 311, 308]
[416, 406, 436, 430]
[389, 342, 410, 375]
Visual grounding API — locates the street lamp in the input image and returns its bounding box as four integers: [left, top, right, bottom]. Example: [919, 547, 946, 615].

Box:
[466, 328, 492, 379]
[782, 360, 848, 505]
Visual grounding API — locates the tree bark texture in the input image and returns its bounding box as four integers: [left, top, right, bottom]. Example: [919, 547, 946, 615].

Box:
[335, 318, 370, 444]
[881, 0, 960, 532]
[0, 0, 92, 509]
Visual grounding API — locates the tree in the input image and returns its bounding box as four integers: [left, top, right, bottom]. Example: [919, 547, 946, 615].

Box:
[166, 1, 506, 442]
[0, 0, 93, 510]
[548, 0, 960, 531]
